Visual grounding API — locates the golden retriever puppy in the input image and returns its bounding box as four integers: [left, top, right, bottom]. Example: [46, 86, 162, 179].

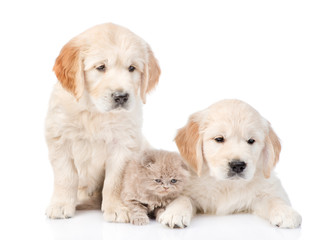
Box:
[45, 23, 160, 222]
[158, 99, 301, 228]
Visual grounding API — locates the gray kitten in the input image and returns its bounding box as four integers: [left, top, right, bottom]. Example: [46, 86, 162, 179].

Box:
[121, 149, 190, 225]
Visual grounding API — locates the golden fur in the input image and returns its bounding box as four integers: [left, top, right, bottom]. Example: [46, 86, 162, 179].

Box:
[158, 99, 301, 229]
[45, 23, 160, 222]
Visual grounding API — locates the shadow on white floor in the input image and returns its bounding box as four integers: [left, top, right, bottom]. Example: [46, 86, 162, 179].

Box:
[46, 210, 301, 240]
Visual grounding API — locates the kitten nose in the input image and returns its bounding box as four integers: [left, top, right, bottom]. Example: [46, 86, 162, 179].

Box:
[163, 186, 169, 190]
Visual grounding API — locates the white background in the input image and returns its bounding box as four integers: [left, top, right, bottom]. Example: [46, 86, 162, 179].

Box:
[0, 0, 319, 239]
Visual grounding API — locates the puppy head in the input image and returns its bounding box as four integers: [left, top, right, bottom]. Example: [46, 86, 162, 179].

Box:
[175, 99, 281, 180]
[53, 23, 160, 112]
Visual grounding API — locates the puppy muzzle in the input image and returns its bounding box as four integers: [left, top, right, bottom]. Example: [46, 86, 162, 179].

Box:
[228, 160, 247, 178]
[111, 91, 129, 109]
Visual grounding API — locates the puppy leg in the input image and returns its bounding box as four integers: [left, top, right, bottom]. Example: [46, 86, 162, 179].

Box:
[157, 196, 194, 228]
[101, 153, 129, 223]
[46, 145, 78, 219]
[252, 196, 302, 228]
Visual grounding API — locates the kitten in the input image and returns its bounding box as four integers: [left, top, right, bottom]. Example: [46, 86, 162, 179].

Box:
[121, 149, 189, 225]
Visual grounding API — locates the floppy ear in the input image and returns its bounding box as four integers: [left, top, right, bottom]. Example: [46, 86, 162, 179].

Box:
[262, 125, 281, 178]
[175, 114, 203, 176]
[140, 47, 161, 104]
[53, 40, 84, 100]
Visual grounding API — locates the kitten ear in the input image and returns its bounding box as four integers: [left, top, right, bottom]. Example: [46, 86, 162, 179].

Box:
[171, 152, 190, 174]
[181, 161, 189, 172]
[141, 151, 156, 168]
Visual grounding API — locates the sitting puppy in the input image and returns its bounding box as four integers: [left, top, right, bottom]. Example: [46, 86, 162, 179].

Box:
[158, 99, 302, 228]
[121, 150, 189, 225]
[45, 23, 160, 222]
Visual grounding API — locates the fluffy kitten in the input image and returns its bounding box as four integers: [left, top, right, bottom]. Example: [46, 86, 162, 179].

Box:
[121, 149, 189, 225]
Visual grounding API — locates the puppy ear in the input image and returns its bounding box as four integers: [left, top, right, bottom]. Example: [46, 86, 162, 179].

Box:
[175, 114, 203, 176]
[140, 47, 161, 104]
[53, 40, 84, 100]
[262, 125, 281, 178]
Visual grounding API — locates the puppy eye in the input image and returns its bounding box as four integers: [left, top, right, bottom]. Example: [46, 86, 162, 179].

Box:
[128, 65, 136, 72]
[96, 64, 106, 72]
[214, 137, 225, 143]
[155, 179, 162, 183]
[247, 138, 255, 145]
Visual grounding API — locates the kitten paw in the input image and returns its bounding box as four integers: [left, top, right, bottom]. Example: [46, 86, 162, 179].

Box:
[131, 214, 149, 225]
[269, 206, 302, 228]
[46, 203, 75, 219]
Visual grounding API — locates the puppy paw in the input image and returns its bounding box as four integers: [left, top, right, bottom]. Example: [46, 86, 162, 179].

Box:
[46, 203, 75, 219]
[131, 214, 149, 225]
[269, 206, 302, 228]
[158, 208, 192, 228]
[102, 204, 129, 223]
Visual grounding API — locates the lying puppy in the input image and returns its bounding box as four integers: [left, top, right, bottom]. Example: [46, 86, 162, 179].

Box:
[158, 99, 301, 228]
[45, 23, 160, 222]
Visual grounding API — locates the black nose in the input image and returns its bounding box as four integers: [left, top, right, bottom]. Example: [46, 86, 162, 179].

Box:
[229, 160, 246, 173]
[112, 92, 129, 104]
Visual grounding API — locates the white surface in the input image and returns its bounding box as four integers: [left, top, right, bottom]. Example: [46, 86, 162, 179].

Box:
[46, 212, 302, 240]
[0, 0, 319, 239]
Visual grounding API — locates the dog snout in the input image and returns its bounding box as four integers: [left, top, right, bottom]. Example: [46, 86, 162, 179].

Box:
[112, 92, 129, 104]
[229, 160, 247, 173]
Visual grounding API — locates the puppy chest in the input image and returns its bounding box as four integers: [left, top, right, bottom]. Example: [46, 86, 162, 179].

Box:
[72, 140, 107, 169]
[70, 114, 141, 143]
[214, 189, 254, 215]
[187, 179, 255, 215]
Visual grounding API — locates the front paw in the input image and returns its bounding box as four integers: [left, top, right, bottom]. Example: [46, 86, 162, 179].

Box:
[46, 203, 75, 219]
[130, 214, 149, 225]
[158, 207, 192, 228]
[269, 206, 302, 228]
[102, 203, 129, 223]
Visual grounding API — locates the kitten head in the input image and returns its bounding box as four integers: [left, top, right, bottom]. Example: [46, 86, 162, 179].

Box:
[140, 149, 190, 197]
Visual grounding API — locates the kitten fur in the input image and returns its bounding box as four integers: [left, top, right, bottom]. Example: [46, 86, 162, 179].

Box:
[121, 149, 189, 225]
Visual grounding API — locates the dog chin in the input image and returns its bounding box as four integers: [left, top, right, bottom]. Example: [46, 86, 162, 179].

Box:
[111, 105, 130, 111]
[226, 172, 254, 182]
[95, 103, 132, 113]
[210, 169, 253, 182]
[227, 174, 248, 181]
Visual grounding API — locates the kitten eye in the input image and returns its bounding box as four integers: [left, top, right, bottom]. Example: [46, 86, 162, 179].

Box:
[247, 138, 255, 145]
[155, 179, 162, 183]
[128, 65, 136, 72]
[96, 64, 106, 72]
[214, 136, 225, 143]
[170, 179, 177, 184]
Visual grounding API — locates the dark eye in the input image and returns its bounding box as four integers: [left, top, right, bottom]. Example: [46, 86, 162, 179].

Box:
[170, 179, 177, 184]
[96, 64, 106, 72]
[214, 137, 225, 143]
[155, 179, 161, 183]
[128, 65, 136, 72]
[247, 138, 255, 145]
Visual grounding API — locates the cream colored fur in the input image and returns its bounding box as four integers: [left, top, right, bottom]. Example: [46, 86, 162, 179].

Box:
[45, 23, 160, 222]
[158, 99, 301, 229]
